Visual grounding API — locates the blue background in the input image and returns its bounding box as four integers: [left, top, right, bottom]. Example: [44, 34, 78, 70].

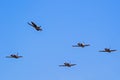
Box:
[0, 0, 120, 80]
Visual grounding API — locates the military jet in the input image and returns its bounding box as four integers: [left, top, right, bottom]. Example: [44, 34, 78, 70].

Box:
[6, 53, 23, 59]
[99, 48, 117, 53]
[59, 62, 76, 67]
[72, 42, 90, 48]
[28, 21, 42, 31]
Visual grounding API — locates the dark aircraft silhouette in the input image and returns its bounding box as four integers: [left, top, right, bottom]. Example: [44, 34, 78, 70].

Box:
[99, 48, 117, 53]
[72, 42, 90, 48]
[59, 62, 76, 67]
[6, 53, 23, 59]
[28, 21, 42, 31]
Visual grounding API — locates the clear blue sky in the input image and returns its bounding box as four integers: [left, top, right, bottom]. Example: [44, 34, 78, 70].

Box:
[0, 0, 120, 80]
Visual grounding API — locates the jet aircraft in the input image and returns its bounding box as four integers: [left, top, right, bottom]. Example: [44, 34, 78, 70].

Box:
[28, 21, 42, 31]
[59, 62, 76, 67]
[72, 42, 90, 48]
[6, 53, 23, 59]
[99, 48, 117, 53]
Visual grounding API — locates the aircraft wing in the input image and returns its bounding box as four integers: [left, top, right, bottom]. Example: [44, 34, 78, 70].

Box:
[18, 56, 23, 58]
[6, 56, 13, 58]
[72, 45, 79, 47]
[84, 44, 90, 46]
[28, 22, 33, 26]
[28, 22, 38, 28]
[111, 50, 117, 52]
[70, 64, 76, 66]
[59, 65, 66, 67]
[31, 22, 38, 28]
[99, 50, 106, 52]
